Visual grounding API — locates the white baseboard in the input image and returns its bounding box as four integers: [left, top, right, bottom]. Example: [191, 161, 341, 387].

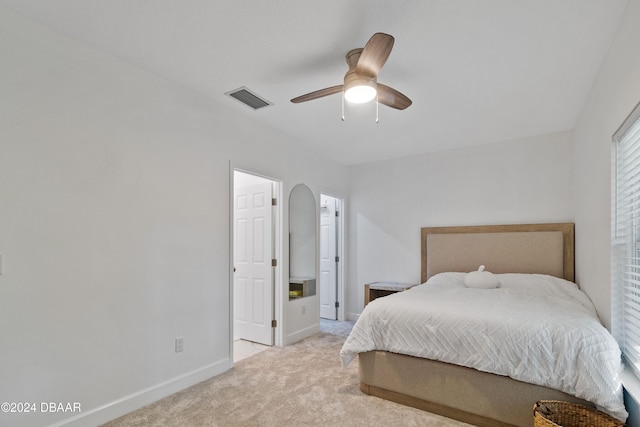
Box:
[346, 312, 360, 322]
[285, 323, 320, 345]
[52, 358, 232, 427]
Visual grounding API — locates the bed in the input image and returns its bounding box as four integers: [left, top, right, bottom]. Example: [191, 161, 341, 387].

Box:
[341, 223, 626, 427]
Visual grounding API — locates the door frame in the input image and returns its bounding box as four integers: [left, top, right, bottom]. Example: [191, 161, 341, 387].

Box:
[230, 167, 283, 363]
[319, 192, 345, 321]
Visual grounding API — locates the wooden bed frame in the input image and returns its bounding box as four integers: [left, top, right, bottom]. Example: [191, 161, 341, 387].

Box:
[358, 223, 591, 427]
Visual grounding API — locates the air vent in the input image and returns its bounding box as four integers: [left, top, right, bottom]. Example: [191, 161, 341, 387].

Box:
[225, 87, 273, 110]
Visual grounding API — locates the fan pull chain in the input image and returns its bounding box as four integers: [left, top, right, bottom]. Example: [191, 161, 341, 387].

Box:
[376, 95, 379, 124]
[341, 92, 345, 121]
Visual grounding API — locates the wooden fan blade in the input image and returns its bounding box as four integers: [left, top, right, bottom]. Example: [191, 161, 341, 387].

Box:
[291, 85, 343, 103]
[377, 83, 412, 110]
[356, 33, 394, 77]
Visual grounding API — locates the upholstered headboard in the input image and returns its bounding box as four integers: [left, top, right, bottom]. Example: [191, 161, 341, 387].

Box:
[420, 223, 575, 283]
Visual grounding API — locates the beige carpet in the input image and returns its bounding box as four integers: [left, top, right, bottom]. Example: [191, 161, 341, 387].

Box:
[102, 321, 470, 426]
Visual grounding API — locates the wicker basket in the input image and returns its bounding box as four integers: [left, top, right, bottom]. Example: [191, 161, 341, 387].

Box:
[533, 400, 624, 427]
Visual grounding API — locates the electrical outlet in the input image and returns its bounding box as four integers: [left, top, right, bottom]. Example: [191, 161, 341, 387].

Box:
[175, 337, 184, 353]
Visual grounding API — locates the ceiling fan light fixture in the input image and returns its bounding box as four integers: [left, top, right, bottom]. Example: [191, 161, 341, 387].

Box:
[290, 33, 411, 110]
[344, 77, 377, 104]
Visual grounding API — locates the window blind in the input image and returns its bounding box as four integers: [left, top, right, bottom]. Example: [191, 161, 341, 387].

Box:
[613, 101, 640, 376]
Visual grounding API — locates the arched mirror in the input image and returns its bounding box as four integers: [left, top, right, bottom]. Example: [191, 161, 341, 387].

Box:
[289, 184, 316, 300]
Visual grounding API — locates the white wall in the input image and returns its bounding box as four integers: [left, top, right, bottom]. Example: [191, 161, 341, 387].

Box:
[347, 131, 574, 319]
[571, 1, 640, 421]
[0, 7, 347, 427]
[572, 0, 640, 331]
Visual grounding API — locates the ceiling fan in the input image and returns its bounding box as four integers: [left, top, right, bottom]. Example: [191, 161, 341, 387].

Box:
[290, 32, 412, 111]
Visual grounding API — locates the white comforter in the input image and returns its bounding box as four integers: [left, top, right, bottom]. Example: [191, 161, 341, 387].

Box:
[341, 273, 627, 420]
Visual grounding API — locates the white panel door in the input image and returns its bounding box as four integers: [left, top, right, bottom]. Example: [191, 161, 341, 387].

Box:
[234, 182, 273, 345]
[319, 195, 337, 320]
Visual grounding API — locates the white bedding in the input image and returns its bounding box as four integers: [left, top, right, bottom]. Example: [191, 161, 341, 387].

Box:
[341, 273, 627, 421]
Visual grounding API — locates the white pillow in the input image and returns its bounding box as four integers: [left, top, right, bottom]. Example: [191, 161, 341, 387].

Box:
[464, 265, 500, 289]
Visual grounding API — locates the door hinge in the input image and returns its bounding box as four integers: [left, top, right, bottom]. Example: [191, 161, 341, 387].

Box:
[335, 301, 340, 308]
[335, 211, 339, 217]
[271, 319, 277, 328]
[272, 259, 277, 267]
[335, 256, 339, 263]
[272, 198, 277, 206]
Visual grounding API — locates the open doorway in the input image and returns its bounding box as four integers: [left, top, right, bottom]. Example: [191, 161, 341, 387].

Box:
[319, 194, 343, 321]
[232, 170, 281, 360]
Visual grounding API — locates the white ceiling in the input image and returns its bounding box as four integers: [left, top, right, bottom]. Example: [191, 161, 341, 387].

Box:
[1, 0, 628, 166]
